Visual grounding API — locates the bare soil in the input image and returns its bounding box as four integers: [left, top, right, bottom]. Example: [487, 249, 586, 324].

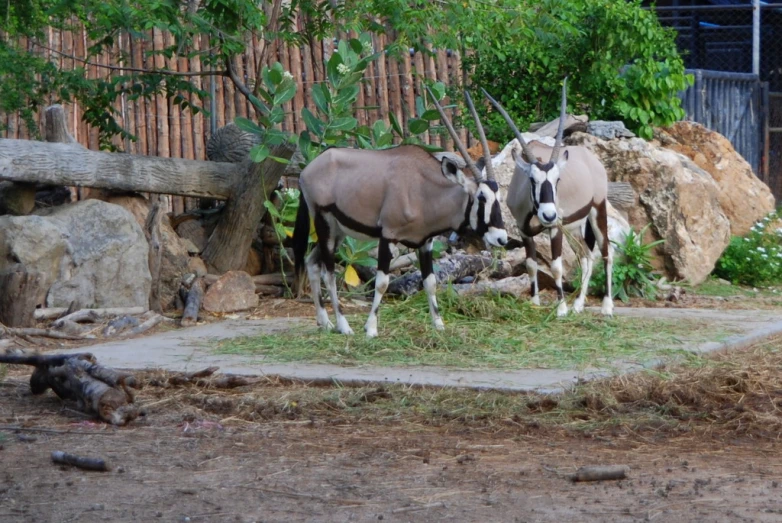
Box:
[2, 351, 782, 523]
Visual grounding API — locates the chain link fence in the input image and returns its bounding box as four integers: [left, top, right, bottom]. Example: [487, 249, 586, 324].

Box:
[652, 5, 782, 90]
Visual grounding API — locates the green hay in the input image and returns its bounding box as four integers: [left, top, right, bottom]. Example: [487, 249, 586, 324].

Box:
[214, 289, 735, 370]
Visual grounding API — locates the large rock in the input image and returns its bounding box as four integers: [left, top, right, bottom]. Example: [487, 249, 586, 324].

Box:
[12, 199, 152, 308]
[0, 215, 69, 307]
[203, 270, 259, 313]
[566, 132, 731, 284]
[656, 121, 775, 237]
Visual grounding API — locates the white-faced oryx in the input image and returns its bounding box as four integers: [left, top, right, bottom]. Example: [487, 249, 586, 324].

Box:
[292, 91, 508, 337]
[482, 79, 614, 317]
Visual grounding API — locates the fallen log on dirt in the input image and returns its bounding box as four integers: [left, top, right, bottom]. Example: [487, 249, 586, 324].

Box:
[118, 312, 164, 338]
[1, 326, 89, 340]
[450, 275, 531, 299]
[570, 465, 629, 482]
[34, 307, 147, 322]
[166, 367, 258, 389]
[203, 273, 287, 295]
[387, 254, 511, 296]
[51, 451, 110, 472]
[0, 352, 139, 425]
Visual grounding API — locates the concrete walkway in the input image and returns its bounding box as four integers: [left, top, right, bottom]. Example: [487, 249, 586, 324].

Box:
[59, 307, 782, 393]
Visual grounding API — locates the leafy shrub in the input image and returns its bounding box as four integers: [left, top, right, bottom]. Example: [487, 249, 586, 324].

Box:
[713, 211, 782, 287]
[576, 224, 663, 303]
[465, 0, 692, 141]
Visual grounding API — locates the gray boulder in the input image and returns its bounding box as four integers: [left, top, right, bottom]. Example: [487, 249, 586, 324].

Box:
[587, 121, 636, 140]
[0, 199, 151, 309]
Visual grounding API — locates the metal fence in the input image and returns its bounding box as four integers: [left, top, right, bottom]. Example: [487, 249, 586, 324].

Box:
[679, 69, 764, 174]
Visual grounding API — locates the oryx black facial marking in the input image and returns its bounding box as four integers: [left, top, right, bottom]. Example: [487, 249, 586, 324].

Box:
[483, 77, 615, 318]
[292, 88, 508, 338]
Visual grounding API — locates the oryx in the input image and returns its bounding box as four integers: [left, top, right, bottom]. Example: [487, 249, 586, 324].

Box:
[292, 90, 507, 337]
[482, 79, 614, 317]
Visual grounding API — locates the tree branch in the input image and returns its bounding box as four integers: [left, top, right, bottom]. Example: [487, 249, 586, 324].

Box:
[225, 53, 267, 119]
[30, 41, 228, 78]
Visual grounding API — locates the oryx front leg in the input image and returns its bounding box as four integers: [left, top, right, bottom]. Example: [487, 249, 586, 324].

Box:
[420, 239, 444, 330]
[364, 239, 391, 338]
[523, 236, 540, 306]
[550, 229, 568, 317]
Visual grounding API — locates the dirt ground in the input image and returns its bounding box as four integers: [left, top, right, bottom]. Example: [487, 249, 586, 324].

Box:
[2, 359, 782, 523]
[2, 289, 782, 523]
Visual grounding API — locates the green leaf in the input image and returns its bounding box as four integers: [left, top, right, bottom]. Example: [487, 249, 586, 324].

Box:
[311, 84, 329, 115]
[333, 84, 360, 107]
[234, 117, 263, 135]
[330, 116, 357, 131]
[415, 96, 425, 118]
[250, 144, 270, 163]
[421, 109, 441, 121]
[349, 38, 364, 54]
[429, 81, 445, 101]
[302, 107, 324, 137]
[389, 112, 404, 136]
[327, 53, 344, 89]
[408, 118, 429, 135]
[269, 156, 291, 165]
[273, 82, 297, 106]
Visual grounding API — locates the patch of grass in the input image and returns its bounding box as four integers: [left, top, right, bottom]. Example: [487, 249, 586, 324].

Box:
[214, 289, 735, 370]
[691, 277, 782, 299]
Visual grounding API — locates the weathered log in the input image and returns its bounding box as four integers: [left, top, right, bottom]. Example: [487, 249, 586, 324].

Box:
[102, 315, 140, 337]
[450, 275, 531, 299]
[606, 181, 635, 211]
[51, 451, 109, 472]
[203, 272, 291, 287]
[0, 352, 95, 367]
[387, 254, 510, 296]
[0, 138, 242, 199]
[145, 203, 165, 313]
[52, 309, 100, 327]
[181, 278, 205, 327]
[120, 313, 164, 338]
[34, 307, 147, 321]
[52, 319, 89, 337]
[0, 270, 45, 327]
[570, 465, 629, 482]
[1, 327, 88, 340]
[202, 142, 296, 273]
[45, 358, 139, 425]
[390, 253, 418, 272]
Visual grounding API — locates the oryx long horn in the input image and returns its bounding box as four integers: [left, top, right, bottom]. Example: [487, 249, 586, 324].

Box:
[550, 76, 569, 164]
[480, 88, 537, 164]
[427, 86, 484, 183]
[463, 89, 496, 182]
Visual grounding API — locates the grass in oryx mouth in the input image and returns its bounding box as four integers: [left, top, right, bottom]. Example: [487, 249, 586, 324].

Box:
[214, 289, 735, 370]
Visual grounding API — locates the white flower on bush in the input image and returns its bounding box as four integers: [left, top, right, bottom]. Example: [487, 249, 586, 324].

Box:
[337, 63, 350, 75]
[362, 41, 374, 54]
[762, 254, 768, 259]
[776, 228, 782, 236]
[283, 71, 294, 81]
[757, 246, 766, 253]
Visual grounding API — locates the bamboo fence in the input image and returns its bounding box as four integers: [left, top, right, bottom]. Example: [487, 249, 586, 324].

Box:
[1, 22, 472, 212]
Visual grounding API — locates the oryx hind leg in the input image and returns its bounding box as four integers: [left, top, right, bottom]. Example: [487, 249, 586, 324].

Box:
[573, 218, 597, 314]
[305, 245, 332, 330]
[593, 201, 614, 316]
[523, 236, 540, 306]
[420, 239, 444, 330]
[365, 238, 392, 338]
[550, 228, 568, 317]
[314, 213, 354, 335]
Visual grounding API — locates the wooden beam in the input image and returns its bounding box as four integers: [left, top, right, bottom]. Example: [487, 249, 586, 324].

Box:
[0, 138, 241, 200]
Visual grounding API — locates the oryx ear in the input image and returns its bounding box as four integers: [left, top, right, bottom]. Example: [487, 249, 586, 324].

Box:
[441, 157, 466, 188]
[511, 147, 529, 167]
[556, 149, 569, 170]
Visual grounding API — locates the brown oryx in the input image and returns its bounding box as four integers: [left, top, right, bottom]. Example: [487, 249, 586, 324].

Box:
[292, 91, 507, 337]
[482, 79, 614, 317]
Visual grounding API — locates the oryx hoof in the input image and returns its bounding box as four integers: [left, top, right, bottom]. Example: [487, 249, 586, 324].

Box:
[364, 318, 378, 338]
[530, 295, 541, 306]
[336, 317, 354, 336]
[556, 301, 568, 318]
[433, 318, 445, 331]
[601, 296, 614, 317]
[573, 298, 585, 314]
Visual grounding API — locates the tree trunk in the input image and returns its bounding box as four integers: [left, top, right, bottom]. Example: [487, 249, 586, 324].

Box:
[202, 143, 296, 273]
[181, 278, 205, 327]
[607, 181, 635, 211]
[0, 270, 45, 327]
[0, 138, 241, 199]
[144, 203, 165, 313]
